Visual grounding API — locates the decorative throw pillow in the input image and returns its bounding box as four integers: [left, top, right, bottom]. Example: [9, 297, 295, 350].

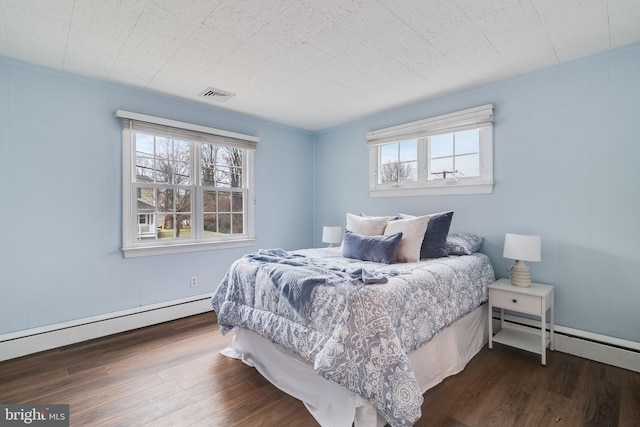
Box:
[345, 212, 388, 235]
[398, 211, 454, 258]
[445, 233, 484, 255]
[342, 230, 403, 264]
[383, 215, 430, 262]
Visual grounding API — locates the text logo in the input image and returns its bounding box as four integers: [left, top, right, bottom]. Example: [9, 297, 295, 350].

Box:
[1, 405, 69, 426]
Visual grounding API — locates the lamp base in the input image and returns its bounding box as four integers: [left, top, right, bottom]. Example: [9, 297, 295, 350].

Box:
[510, 260, 531, 287]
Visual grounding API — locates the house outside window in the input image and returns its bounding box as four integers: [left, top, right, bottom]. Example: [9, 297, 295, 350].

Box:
[367, 104, 494, 197]
[117, 110, 258, 258]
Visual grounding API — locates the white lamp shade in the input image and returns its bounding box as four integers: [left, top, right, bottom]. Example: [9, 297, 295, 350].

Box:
[503, 233, 541, 262]
[322, 226, 343, 245]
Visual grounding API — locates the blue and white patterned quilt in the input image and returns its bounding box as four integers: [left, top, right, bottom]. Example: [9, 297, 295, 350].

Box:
[211, 247, 495, 427]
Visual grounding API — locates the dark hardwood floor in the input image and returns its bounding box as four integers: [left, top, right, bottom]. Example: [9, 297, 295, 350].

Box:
[1, 312, 638, 426]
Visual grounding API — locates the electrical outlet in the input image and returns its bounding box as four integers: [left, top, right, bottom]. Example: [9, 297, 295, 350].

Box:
[190, 276, 198, 287]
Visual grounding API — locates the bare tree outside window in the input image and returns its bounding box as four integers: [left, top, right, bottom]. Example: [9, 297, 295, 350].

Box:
[201, 145, 243, 188]
[378, 139, 418, 184]
[201, 144, 244, 236]
[379, 161, 416, 184]
[135, 136, 192, 239]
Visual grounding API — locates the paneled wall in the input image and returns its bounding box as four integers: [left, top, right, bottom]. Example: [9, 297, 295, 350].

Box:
[313, 44, 640, 343]
[0, 57, 315, 335]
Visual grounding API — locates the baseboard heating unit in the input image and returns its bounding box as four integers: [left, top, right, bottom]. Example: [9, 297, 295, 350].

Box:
[0, 294, 213, 362]
[492, 314, 640, 373]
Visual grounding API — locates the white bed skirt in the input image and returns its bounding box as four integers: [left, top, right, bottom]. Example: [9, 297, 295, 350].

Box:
[221, 303, 488, 427]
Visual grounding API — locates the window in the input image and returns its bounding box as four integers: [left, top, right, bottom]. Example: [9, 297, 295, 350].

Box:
[117, 110, 258, 258]
[367, 104, 493, 197]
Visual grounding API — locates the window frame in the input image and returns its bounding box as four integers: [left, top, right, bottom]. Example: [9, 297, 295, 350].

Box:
[117, 110, 257, 258]
[367, 104, 494, 197]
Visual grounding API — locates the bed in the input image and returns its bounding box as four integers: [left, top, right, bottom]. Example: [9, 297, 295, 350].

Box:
[211, 221, 495, 427]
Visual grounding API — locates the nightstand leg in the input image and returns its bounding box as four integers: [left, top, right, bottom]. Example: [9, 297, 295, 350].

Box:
[550, 292, 555, 351]
[541, 301, 546, 366]
[488, 303, 493, 349]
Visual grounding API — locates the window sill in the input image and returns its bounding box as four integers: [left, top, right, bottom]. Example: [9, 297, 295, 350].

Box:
[369, 182, 493, 197]
[122, 238, 257, 258]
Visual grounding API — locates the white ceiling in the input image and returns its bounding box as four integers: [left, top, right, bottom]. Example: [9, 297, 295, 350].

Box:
[1, 0, 639, 131]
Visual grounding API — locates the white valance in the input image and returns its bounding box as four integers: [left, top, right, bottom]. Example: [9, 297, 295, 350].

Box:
[366, 104, 493, 146]
[115, 109, 258, 150]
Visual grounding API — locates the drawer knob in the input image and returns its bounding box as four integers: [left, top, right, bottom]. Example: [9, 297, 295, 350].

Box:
[512, 298, 517, 303]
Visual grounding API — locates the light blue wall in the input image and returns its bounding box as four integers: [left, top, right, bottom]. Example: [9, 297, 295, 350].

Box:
[2, 44, 640, 344]
[313, 44, 640, 343]
[0, 57, 314, 335]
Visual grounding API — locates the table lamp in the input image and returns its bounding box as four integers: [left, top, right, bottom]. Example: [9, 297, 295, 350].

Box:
[322, 226, 342, 248]
[503, 233, 541, 287]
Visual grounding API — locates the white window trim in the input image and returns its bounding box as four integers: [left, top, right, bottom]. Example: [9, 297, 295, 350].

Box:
[116, 110, 258, 258]
[367, 104, 494, 197]
[121, 238, 256, 258]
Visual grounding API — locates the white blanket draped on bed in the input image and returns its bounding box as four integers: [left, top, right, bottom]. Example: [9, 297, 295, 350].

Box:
[211, 248, 495, 427]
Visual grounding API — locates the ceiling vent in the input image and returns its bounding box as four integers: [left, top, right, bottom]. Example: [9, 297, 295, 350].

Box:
[198, 87, 236, 102]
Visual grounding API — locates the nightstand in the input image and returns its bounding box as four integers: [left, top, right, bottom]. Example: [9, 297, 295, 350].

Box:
[488, 278, 555, 365]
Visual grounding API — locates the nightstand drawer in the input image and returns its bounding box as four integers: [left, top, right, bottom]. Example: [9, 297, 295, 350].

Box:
[491, 290, 541, 315]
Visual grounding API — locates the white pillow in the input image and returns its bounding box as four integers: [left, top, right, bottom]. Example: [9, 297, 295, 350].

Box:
[384, 215, 430, 262]
[345, 213, 388, 236]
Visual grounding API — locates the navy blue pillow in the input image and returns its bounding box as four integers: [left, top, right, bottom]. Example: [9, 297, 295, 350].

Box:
[399, 211, 454, 258]
[342, 230, 403, 264]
